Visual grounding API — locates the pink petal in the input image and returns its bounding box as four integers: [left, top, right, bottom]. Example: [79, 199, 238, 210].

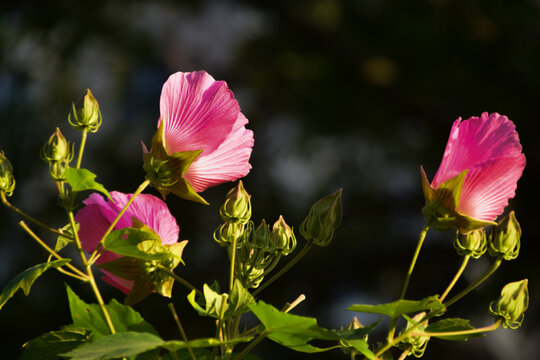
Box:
[74, 191, 180, 293]
[184, 113, 254, 192]
[108, 192, 180, 245]
[432, 112, 522, 188]
[458, 155, 525, 221]
[159, 71, 240, 155]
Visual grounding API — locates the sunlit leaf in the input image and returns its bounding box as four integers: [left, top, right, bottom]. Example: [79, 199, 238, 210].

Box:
[64, 168, 110, 199]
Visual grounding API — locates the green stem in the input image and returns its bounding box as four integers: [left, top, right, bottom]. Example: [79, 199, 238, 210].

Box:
[412, 319, 501, 338]
[387, 225, 430, 342]
[89, 179, 150, 264]
[2, 192, 72, 238]
[445, 258, 502, 308]
[252, 241, 313, 297]
[439, 255, 470, 302]
[168, 303, 197, 360]
[66, 209, 116, 335]
[229, 234, 238, 292]
[18, 221, 87, 280]
[233, 330, 270, 360]
[75, 129, 88, 169]
[158, 266, 202, 295]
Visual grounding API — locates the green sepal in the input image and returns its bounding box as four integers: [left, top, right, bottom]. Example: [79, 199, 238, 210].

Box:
[143, 122, 208, 204]
[347, 296, 444, 318]
[20, 325, 93, 360]
[420, 167, 496, 233]
[64, 168, 111, 200]
[186, 280, 254, 319]
[0, 259, 70, 310]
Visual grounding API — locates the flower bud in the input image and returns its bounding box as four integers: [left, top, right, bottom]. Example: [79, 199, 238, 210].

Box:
[398, 312, 430, 358]
[454, 229, 487, 258]
[489, 279, 529, 329]
[299, 189, 342, 246]
[68, 89, 102, 133]
[271, 216, 296, 255]
[0, 151, 15, 197]
[213, 222, 245, 247]
[41, 128, 69, 162]
[219, 180, 251, 224]
[488, 211, 521, 260]
[252, 220, 272, 249]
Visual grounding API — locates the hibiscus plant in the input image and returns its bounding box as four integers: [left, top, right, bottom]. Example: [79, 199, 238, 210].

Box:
[0, 71, 529, 360]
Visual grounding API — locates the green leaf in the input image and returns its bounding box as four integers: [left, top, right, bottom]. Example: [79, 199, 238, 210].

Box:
[55, 222, 78, 252]
[20, 326, 93, 360]
[347, 296, 444, 318]
[227, 279, 255, 317]
[341, 338, 377, 360]
[249, 300, 339, 353]
[64, 168, 110, 199]
[61, 331, 164, 360]
[161, 348, 213, 360]
[62, 332, 253, 360]
[187, 283, 228, 318]
[66, 285, 157, 338]
[425, 318, 485, 341]
[102, 227, 175, 261]
[0, 259, 70, 310]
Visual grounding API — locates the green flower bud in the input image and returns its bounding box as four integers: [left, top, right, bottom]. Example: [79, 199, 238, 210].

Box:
[219, 180, 252, 224]
[41, 128, 69, 162]
[398, 312, 430, 358]
[40, 128, 73, 180]
[488, 211, 521, 260]
[252, 220, 272, 249]
[0, 151, 15, 197]
[299, 189, 342, 246]
[489, 279, 529, 329]
[271, 216, 296, 255]
[213, 222, 245, 247]
[454, 228, 487, 258]
[68, 89, 102, 132]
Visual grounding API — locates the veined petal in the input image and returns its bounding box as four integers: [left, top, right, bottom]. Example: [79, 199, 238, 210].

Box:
[185, 113, 254, 192]
[458, 155, 526, 221]
[432, 112, 523, 189]
[159, 71, 239, 155]
[108, 192, 179, 245]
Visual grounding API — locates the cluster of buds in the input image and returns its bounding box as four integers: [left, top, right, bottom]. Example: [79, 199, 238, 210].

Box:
[487, 211, 521, 260]
[0, 151, 15, 197]
[300, 189, 342, 246]
[68, 89, 102, 133]
[214, 181, 252, 246]
[489, 279, 529, 329]
[236, 217, 297, 289]
[40, 128, 73, 180]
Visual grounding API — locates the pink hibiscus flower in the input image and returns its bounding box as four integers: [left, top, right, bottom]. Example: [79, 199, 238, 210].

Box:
[75, 191, 179, 293]
[143, 71, 254, 203]
[422, 112, 525, 232]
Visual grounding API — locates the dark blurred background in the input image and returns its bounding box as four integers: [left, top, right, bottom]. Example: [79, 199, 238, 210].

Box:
[1, 0, 539, 359]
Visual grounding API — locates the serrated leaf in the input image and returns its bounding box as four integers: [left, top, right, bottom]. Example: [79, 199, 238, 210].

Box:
[0, 259, 70, 310]
[66, 285, 157, 338]
[65, 168, 110, 199]
[347, 296, 443, 318]
[20, 326, 93, 360]
[249, 301, 339, 353]
[425, 318, 485, 341]
[61, 331, 164, 360]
